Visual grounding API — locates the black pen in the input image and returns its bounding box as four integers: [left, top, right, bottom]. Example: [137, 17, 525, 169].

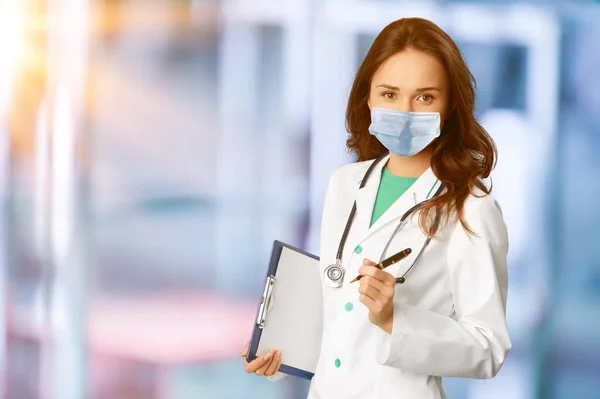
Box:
[349, 248, 412, 284]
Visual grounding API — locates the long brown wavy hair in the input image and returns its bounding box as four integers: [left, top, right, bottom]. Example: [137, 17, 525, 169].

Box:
[345, 18, 497, 236]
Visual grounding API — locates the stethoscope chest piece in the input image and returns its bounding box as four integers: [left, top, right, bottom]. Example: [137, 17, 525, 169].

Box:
[323, 262, 345, 288]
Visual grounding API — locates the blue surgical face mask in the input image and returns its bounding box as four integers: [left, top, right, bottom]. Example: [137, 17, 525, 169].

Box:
[368, 107, 441, 156]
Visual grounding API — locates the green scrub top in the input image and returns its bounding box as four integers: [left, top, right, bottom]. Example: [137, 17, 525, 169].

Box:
[370, 167, 418, 227]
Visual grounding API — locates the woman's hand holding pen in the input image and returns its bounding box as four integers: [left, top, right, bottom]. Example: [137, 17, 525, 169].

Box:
[241, 341, 282, 377]
[358, 258, 395, 334]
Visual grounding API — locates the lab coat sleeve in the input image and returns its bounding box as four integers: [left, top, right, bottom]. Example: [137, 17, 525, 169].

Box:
[375, 197, 511, 378]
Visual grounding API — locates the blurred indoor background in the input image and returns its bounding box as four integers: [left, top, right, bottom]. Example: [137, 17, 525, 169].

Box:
[0, 0, 598, 398]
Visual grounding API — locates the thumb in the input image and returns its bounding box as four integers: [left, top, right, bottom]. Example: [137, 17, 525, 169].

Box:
[241, 341, 249, 357]
[362, 258, 376, 266]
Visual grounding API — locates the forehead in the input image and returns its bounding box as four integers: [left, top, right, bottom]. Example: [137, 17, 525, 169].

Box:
[371, 49, 447, 89]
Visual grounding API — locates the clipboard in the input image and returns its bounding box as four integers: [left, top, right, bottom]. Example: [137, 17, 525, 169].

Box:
[246, 240, 323, 380]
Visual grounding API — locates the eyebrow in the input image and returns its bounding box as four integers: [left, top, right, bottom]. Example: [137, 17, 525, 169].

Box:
[416, 87, 442, 92]
[376, 84, 442, 92]
[376, 84, 400, 91]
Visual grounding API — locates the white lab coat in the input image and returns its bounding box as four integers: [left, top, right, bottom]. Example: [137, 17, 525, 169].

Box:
[272, 155, 511, 399]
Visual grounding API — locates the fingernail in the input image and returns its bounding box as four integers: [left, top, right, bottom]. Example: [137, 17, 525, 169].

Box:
[264, 352, 272, 360]
[276, 350, 281, 356]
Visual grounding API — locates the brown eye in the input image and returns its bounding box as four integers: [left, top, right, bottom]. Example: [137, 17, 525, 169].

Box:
[382, 92, 396, 100]
[417, 94, 434, 103]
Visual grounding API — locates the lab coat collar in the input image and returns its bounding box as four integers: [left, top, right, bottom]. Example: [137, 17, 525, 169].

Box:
[353, 155, 440, 242]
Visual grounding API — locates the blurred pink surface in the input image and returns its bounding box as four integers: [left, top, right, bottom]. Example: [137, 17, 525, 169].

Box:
[9, 291, 257, 365]
[88, 292, 257, 365]
[6, 291, 258, 398]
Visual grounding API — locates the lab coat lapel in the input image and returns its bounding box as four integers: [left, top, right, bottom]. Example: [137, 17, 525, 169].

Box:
[353, 155, 388, 238]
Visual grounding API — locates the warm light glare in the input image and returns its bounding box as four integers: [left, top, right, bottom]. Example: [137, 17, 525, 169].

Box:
[0, 0, 25, 109]
[0, 0, 25, 73]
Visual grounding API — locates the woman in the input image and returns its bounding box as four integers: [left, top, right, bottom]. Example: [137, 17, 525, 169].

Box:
[242, 17, 511, 399]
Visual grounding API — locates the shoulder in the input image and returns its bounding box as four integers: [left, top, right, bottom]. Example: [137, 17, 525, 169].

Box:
[462, 187, 504, 221]
[450, 187, 507, 244]
[328, 159, 377, 192]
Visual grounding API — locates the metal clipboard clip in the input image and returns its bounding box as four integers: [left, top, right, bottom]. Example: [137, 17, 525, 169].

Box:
[256, 275, 276, 329]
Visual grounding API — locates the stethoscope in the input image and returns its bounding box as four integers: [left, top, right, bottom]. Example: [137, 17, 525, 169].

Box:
[323, 154, 443, 288]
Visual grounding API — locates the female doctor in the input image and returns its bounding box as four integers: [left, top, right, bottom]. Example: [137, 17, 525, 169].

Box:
[242, 17, 511, 399]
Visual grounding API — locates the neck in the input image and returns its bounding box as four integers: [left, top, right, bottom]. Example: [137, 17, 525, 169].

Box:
[386, 148, 433, 178]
